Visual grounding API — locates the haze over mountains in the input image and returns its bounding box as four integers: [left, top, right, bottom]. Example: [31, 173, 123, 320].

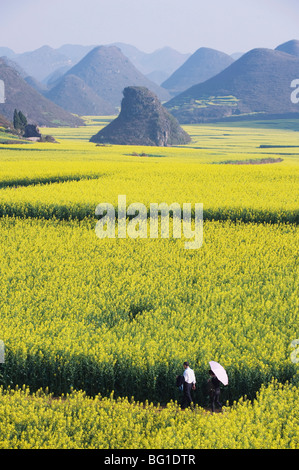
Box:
[0, 39, 299, 128]
[165, 45, 299, 123]
[275, 39, 299, 58]
[0, 43, 180, 119]
[10, 46, 73, 82]
[62, 46, 171, 107]
[0, 43, 190, 85]
[43, 44, 189, 88]
[162, 48, 235, 96]
[45, 74, 116, 116]
[0, 58, 83, 127]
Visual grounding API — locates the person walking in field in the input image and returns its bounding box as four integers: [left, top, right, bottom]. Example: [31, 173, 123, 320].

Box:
[207, 369, 222, 412]
[181, 361, 196, 409]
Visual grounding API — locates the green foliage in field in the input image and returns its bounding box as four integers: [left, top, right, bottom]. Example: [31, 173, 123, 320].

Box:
[0, 381, 297, 449]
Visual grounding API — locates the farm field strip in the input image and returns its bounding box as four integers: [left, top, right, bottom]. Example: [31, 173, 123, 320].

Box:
[0, 125, 298, 224]
[0, 380, 297, 449]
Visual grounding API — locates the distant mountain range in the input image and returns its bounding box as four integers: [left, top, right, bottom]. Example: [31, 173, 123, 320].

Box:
[9, 45, 72, 82]
[0, 47, 16, 59]
[111, 44, 190, 84]
[1, 40, 299, 127]
[45, 74, 116, 116]
[0, 43, 179, 118]
[0, 43, 190, 85]
[161, 47, 235, 96]
[0, 44, 175, 121]
[62, 46, 171, 107]
[165, 45, 299, 123]
[275, 39, 299, 57]
[0, 58, 83, 127]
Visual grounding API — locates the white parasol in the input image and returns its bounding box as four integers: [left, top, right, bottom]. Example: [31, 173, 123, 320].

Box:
[209, 361, 228, 386]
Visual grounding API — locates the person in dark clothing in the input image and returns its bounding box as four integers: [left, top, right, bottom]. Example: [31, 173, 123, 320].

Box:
[176, 374, 185, 390]
[208, 369, 222, 412]
[181, 361, 196, 409]
[182, 381, 193, 409]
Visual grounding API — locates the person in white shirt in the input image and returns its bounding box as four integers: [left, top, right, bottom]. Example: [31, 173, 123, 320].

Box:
[182, 361, 196, 409]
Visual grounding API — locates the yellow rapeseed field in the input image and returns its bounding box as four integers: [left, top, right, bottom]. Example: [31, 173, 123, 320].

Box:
[0, 118, 298, 448]
[0, 380, 297, 449]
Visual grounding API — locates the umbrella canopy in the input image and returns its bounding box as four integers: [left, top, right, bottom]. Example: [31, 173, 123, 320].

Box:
[209, 361, 228, 386]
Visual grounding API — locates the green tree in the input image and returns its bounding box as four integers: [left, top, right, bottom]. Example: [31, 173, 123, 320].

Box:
[13, 109, 21, 130]
[13, 109, 27, 134]
[18, 111, 27, 129]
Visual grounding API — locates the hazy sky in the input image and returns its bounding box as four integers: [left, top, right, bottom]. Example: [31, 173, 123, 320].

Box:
[1, 0, 299, 54]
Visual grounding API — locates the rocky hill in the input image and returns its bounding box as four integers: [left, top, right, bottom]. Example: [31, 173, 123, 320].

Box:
[90, 86, 191, 146]
[275, 40, 299, 57]
[162, 47, 234, 96]
[165, 48, 299, 123]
